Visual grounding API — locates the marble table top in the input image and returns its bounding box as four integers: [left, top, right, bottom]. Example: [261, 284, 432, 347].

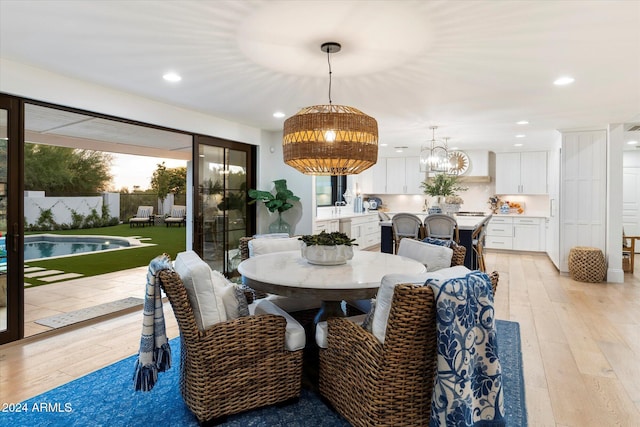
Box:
[238, 250, 427, 301]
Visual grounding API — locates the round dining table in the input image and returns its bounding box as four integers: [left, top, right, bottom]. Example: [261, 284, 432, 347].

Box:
[238, 249, 427, 321]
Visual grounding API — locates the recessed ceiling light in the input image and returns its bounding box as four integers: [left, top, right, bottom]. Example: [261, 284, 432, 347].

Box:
[515, 134, 526, 138]
[380, 143, 388, 147]
[394, 146, 407, 153]
[273, 111, 285, 118]
[514, 143, 523, 147]
[516, 120, 529, 125]
[627, 140, 639, 145]
[163, 72, 182, 82]
[554, 76, 574, 86]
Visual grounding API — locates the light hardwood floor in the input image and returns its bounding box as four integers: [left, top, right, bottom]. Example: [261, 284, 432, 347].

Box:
[1, 250, 639, 426]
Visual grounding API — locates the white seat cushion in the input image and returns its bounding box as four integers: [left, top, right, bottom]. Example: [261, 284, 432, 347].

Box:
[174, 251, 226, 329]
[210, 269, 249, 320]
[315, 314, 367, 349]
[249, 299, 306, 351]
[398, 238, 453, 272]
[371, 266, 471, 344]
[248, 237, 301, 257]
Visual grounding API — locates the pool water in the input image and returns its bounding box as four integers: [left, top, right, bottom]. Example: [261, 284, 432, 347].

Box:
[24, 235, 133, 261]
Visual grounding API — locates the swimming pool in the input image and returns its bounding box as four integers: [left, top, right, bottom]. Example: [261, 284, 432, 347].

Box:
[24, 234, 143, 261]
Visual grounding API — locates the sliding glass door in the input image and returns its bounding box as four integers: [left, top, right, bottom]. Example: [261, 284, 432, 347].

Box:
[195, 136, 255, 278]
[0, 94, 24, 344]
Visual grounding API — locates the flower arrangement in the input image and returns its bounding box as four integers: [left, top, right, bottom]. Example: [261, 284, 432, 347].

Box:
[299, 231, 357, 265]
[488, 195, 501, 214]
[299, 231, 357, 246]
[421, 173, 467, 198]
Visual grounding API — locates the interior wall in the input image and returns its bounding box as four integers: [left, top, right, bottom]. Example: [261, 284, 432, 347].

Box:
[256, 130, 313, 236]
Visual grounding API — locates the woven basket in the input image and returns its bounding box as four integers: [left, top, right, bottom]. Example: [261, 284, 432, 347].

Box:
[568, 246, 606, 283]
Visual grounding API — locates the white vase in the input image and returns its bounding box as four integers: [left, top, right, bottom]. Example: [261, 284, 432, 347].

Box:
[301, 244, 354, 265]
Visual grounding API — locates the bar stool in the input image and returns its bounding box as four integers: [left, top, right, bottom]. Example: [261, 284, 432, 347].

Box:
[391, 213, 422, 254]
[423, 213, 459, 243]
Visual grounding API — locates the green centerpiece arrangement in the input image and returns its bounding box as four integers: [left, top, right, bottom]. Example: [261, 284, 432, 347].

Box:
[248, 179, 299, 235]
[298, 231, 357, 265]
[421, 173, 467, 214]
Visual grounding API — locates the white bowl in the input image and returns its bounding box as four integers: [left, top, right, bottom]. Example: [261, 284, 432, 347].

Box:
[301, 244, 354, 265]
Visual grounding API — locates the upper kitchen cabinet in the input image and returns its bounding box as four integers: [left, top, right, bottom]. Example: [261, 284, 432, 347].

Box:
[386, 157, 424, 194]
[495, 151, 547, 194]
[357, 158, 386, 194]
[357, 157, 424, 194]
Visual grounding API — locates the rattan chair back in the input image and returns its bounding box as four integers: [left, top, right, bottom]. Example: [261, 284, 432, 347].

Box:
[423, 214, 458, 242]
[391, 213, 422, 253]
[320, 271, 499, 426]
[157, 269, 303, 424]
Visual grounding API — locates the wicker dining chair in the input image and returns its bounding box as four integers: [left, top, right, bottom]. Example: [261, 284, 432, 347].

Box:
[345, 238, 467, 316]
[158, 269, 303, 425]
[238, 236, 321, 327]
[319, 271, 499, 427]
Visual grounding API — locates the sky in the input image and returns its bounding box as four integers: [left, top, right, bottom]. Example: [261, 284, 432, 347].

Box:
[109, 153, 187, 192]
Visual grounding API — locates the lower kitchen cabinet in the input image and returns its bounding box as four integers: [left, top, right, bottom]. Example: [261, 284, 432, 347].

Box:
[339, 214, 380, 249]
[314, 219, 340, 234]
[486, 216, 545, 251]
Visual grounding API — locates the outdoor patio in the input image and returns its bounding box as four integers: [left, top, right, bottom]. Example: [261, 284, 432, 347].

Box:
[24, 266, 147, 337]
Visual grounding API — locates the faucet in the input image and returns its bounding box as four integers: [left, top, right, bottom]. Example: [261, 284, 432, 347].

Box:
[334, 201, 346, 216]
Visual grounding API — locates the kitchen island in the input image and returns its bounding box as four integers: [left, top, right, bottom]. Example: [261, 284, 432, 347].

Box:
[380, 213, 491, 270]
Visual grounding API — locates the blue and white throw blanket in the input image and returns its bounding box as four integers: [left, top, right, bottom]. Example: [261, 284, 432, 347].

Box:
[426, 271, 505, 427]
[133, 253, 173, 392]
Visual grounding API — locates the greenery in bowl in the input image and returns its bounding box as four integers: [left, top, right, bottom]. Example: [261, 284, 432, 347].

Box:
[248, 179, 299, 213]
[421, 173, 467, 197]
[299, 231, 357, 246]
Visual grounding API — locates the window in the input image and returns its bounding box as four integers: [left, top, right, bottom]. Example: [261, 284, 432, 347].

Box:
[316, 175, 347, 207]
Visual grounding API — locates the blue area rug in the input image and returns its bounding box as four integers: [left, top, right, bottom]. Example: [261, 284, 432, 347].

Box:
[2, 320, 526, 426]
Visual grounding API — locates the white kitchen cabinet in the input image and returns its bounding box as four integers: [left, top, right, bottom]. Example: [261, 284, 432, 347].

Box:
[358, 158, 387, 194]
[485, 217, 514, 250]
[485, 216, 545, 251]
[513, 217, 545, 251]
[378, 157, 425, 194]
[314, 219, 340, 234]
[495, 152, 547, 194]
[339, 214, 380, 249]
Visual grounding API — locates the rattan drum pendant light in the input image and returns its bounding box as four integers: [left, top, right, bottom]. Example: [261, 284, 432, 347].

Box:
[283, 42, 378, 175]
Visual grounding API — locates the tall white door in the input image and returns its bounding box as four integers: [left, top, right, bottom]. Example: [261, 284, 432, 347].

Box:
[623, 167, 640, 238]
[546, 146, 561, 269]
[560, 130, 607, 273]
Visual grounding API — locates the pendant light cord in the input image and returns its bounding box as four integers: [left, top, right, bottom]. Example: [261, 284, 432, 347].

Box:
[327, 48, 333, 105]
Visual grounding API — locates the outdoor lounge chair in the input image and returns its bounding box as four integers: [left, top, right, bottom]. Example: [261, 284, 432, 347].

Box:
[164, 205, 186, 227]
[129, 206, 154, 227]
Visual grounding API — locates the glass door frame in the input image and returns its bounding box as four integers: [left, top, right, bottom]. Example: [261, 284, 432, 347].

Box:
[0, 94, 25, 344]
[193, 135, 256, 277]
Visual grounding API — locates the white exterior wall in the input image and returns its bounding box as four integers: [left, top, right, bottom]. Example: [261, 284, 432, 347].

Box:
[24, 195, 103, 226]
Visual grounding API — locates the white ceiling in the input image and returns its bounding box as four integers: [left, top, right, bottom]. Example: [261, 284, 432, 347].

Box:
[1, 0, 639, 157]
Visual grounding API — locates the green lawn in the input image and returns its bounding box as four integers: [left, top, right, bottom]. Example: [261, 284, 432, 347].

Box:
[24, 224, 187, 287]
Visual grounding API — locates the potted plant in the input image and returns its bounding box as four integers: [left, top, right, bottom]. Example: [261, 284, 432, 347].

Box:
[420, 173, 467, 213]
[248, 179, 299, 234]
[298, 231, 357, 265]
